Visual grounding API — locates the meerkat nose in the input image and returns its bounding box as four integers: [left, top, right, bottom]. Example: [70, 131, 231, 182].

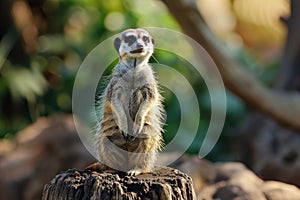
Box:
[136, 43, 143, 49]
[130, 43, 144, 53]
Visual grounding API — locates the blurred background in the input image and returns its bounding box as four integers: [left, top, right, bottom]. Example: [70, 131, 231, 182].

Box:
[0, 0, 289, 155]
[1, 0, 299, 199]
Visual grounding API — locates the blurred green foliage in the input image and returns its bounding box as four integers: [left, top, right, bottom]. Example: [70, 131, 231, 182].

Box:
[0, 0, 277, 160]
[1, 0, 178, 138]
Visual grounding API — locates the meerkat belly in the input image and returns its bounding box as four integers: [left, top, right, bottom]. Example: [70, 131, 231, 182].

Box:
[100, 99, 147, 151]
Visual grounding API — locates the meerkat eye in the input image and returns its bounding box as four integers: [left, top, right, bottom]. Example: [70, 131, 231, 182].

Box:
[142, 36, 149, 43]
[124, 35, 136, 46]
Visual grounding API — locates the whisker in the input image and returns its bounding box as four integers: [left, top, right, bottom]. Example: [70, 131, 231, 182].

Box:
[151, 54, 160, 64]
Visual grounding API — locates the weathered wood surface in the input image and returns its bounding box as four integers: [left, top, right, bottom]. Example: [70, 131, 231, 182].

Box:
[42, 166, 196, 200]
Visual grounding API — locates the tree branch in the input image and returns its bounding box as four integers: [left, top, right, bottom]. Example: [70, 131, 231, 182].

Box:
[275, 0, 300, 90]
[161, 0, 300, 131]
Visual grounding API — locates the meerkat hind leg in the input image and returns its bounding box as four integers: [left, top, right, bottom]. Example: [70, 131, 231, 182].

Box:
[126, 141, 155, 176]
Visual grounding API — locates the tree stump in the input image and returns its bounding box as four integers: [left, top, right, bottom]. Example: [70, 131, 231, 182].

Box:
[42, 166, 196, 200]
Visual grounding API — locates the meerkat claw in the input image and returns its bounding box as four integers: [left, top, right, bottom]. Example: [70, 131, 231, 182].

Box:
[122, 131, 129, 141]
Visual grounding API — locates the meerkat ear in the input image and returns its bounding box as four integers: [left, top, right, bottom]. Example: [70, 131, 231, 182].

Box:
[114, 37, 121, 52]
[151, 38, 155, 45]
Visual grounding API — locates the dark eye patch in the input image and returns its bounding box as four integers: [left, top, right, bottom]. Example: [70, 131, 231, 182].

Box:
[142, 36, 149, 43]
[124, 35, 136, 46]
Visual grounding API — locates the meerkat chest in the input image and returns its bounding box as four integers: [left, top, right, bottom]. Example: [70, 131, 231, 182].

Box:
[116, 65, 155, 93]
[110, 65, 155, 117]
[126, 65, 153, 83]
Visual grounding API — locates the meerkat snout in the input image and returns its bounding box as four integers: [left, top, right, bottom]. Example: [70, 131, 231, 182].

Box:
[114, 29, 155, 58]
[131, 43, 144, 54]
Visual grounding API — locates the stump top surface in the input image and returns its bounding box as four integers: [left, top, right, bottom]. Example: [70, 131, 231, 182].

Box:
[43, 166, 196, 200]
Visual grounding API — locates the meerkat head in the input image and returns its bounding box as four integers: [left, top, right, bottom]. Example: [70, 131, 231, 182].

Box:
[114, 28, 155, 62]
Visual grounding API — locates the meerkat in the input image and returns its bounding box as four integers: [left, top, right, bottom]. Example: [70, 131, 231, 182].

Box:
[87, 28, 165, 175]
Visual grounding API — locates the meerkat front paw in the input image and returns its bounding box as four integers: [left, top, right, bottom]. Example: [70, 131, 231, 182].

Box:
[133, 123, 143, 137]
[117, 118, 129, 136]
[133, 116, 144, 137]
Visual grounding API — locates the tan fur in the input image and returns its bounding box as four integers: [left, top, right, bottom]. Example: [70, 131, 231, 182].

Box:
[94, 29, 164, 175]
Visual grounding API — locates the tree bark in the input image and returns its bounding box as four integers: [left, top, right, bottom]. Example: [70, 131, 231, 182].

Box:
[160, 0, 300, 131]
[42, 167, 196, 200]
